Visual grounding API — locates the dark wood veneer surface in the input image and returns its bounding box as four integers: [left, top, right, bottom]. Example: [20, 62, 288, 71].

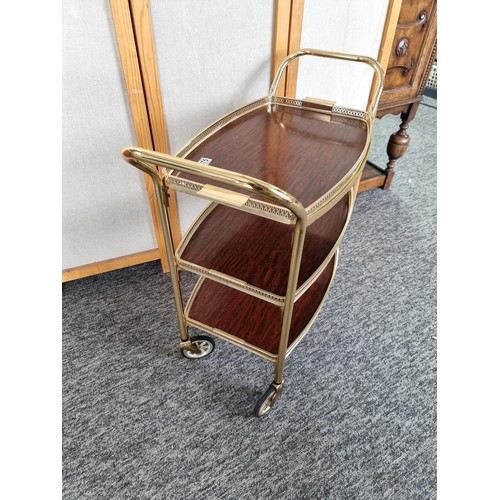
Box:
[180, 193, 349, 296]
[188, 258, 335, 355]
[183, 104, 367, 207]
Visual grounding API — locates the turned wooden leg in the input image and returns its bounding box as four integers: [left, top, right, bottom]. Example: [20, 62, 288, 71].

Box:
[383, 102, 419, 189]
[384, 119, 410, 189]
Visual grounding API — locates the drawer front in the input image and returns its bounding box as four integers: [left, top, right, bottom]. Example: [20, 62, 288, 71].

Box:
[380, 0, 437, 106]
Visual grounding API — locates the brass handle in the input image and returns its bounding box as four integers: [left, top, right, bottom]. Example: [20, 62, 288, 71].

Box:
[122, 147, 306, 220]
[269, 48, 384, 120]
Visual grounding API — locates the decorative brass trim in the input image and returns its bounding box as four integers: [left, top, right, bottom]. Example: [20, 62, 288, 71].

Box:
[243, 199, 296, 222]
[197, 184, 250, 207]
[178, 258, 285, 306]
[271, 96, 370, 121]
[166, 178, 203, 193]
[271, 96, 303, 107]
[331, 106, 369, 120]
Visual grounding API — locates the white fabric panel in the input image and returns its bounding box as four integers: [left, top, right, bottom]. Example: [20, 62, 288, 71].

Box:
[296, 0, 389, 111]
[149, 0, 274, 235]
[62, 0, 157, 269]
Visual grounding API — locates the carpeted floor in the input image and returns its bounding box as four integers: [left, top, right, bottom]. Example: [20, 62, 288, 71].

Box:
[62, 97, 437, 499]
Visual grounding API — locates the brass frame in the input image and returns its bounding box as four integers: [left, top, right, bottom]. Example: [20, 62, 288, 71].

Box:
[121, 49, 384, 412]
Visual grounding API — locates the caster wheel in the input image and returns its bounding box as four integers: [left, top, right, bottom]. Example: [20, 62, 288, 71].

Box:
[181, 335, 215, 359]
[254, 386, 278, 418]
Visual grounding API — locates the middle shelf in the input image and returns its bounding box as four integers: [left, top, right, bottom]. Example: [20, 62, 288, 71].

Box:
[177, 190, 351, 304]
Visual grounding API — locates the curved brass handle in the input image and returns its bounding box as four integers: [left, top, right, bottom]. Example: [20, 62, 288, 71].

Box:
[122, 147, 307, 220]
[269, 48, 384, 120]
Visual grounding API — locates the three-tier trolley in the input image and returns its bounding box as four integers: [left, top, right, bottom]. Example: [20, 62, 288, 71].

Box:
[122, 49, 384, 417]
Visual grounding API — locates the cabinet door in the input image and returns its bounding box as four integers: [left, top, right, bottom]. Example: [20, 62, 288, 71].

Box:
[379, 0, 437, 106]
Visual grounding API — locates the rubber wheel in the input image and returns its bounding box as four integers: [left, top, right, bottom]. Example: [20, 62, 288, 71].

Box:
[253, 386, 278, 418]
[181, 335, 215, 360]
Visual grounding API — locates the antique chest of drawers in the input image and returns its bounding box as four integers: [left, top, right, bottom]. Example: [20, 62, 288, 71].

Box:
[360, 0, 437, 191]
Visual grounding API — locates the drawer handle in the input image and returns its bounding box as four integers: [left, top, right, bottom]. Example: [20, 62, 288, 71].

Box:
[396, 38, 409, 56]
[389, 61, 414, 76]
[397, 11, 427, 29]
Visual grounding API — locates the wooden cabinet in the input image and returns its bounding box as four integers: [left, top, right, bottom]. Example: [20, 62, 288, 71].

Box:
[359, 0, 437, 191]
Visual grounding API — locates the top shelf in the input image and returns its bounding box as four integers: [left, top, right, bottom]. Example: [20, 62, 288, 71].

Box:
[167, 97, 370, 224]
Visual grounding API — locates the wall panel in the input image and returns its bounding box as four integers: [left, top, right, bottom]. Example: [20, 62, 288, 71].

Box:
[148, 0, 275, 235]
[295, 0, 390, 110]
[62, 0, 157, 270]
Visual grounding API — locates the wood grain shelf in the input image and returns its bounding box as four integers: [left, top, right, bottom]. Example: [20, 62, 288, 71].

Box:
[180, 102, 368, 208]
[178, 193, 349, 300]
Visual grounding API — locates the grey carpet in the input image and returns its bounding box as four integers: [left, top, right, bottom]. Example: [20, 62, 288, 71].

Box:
[62, 97, 437, 499]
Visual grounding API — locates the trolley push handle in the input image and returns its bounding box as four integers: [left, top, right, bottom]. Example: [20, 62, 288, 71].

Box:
[122, 147, 307, 221]
[269, 48, 384, 120]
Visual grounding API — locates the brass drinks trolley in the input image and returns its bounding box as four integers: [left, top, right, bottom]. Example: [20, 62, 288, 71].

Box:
[122, 49, 383, 417]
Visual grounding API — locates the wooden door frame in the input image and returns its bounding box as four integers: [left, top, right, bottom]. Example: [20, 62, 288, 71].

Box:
[127, 0, 181, 254]
[272, 0, 305, 97]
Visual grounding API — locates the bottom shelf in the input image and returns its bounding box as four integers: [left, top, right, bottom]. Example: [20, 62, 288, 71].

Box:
[358, 161, 387, 192]
[185, 255, 337, 359]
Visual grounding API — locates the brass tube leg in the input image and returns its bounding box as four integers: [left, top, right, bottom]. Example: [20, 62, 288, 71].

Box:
[273, 218, 307, 387]
[153, 181, 189, 343]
